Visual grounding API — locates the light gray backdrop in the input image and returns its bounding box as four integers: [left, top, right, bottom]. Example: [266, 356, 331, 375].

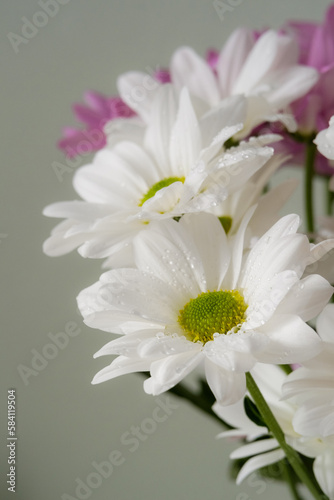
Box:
[1, 1, 332, 499]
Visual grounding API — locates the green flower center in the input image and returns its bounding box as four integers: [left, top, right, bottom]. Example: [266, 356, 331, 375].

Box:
[178, 290, 247, 344]
[224, 137, 240, 149]
[219, 216, 232, 234]
[139, 177, 185, 206]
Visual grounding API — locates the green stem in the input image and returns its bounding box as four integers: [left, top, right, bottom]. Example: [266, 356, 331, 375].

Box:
[281, 459, 304, 500]
[246, 373, 328, 500]
[305, 140, 317, 236]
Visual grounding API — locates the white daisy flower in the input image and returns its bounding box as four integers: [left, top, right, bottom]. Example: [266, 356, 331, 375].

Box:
[282, 304, 334, 438]
[43, 86, 277, 265]
[215, 363, 334, 499]
[77, 212, 332, 405]
[118, 29, 318, 138]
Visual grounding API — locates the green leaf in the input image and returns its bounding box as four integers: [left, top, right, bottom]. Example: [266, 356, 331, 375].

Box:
[243, 396, 266, 428]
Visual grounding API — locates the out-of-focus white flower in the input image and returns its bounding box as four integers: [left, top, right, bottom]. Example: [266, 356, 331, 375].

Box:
[118, 29, 318, 138]
[283, 304, 334, 438]
[214, 364, 292, 484]
[215, 363, 334, 499]
[43, 86, 280, 266]
[77, 212, 331, 405]
[314, 116, 334, 160]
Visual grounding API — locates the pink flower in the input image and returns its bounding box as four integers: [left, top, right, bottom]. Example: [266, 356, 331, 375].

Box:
[205, 49, 219, 70]
[262, 5, 334, 176]
[58, 91, 135, 158]
[287, 4, 334, 133]
[153, 68, 171, 83]
[58, 67, 171, 158]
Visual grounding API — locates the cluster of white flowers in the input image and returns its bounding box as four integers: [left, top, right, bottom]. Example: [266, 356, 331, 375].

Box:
[44, 23, 334, 500]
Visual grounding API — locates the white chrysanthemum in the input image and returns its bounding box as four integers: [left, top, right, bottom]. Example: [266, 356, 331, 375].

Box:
[214, 364, 334, 499]
[118, 30, 318, 137]
[77, 212, 332, 405]
[283, 304, 334, 438]
[43, 86, 278, 265]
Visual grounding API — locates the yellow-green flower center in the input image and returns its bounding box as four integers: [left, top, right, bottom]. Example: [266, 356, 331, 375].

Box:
[139, 177, 185, 206]
[178, 290, 247, 344]
[219, 216, 232, 234]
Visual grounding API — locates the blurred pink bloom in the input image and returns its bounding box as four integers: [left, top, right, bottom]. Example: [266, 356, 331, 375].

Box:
[205, 49, 219, 70]
[58, 91, 135, 158]
[153, 68, 171, 83]
[287, 4, 334, 133]
[58, 67, 170, 158]
[273, 4, 334, 175]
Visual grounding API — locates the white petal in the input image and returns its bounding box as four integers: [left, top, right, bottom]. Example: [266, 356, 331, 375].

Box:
[144, 349, 203, 394]
[43, 201, 112, 221]
[265, 66, 319, 108]
[112, 140, 162, 185]
[293, 404, 334, 437]
[169, 88, 201, 175]
[199, 95, 247, 147]
[105, 117, 145, 147]
[275, 274, 333, 322]
[179, 213, 230, 290]
[216, 429, 251, 440]
[102, 243, 135, 268]
[233, 31, 297, 95]
[249, 178, 298, 237]
[144, 84, 178, 171]
[251, 363, 288, 403]
[256, 314, 322, 364]
[94, 330, 154, 358]
[170, 47, 220, 105]
[117, 71, 160, 121]
[134, 218, 205, 295]
[213, 146, 273, 196]
[315, 124, 334, 160]
[213, 399, 267, 439]
[73, 146, 155, 207]
[200, 123, 244, 165]
[282, 368, 334, 401]
[224, 205, 256, 290]
[317, 304, 334, 343]
[205, 359, 246, 405]
[230, 438, 279, 459]
[92, 356, 150, 384]
[83, 310, 164, 335]
[236, 448, 285, 484]
[313, 451, 334, 500]
[205, 333, 264, 373]
[137, 334, 199, 359]
[43, 222, 90, 256]
[99, 268, 181, 320]
[241, 215, 308, 306]
[77, 221, 139, 259]
[304, 238, 334, 283]
[217, 28, 255, 97]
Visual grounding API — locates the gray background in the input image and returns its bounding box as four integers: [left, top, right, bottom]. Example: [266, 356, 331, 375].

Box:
[1, 1, 332, 499]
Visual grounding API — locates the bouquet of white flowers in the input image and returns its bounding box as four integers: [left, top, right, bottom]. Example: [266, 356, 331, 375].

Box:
[43, 5, 334, 499]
